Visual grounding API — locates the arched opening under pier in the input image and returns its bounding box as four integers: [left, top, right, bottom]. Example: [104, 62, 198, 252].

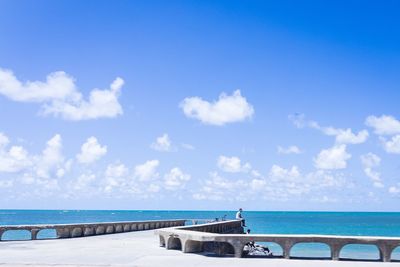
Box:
[391, 246, 400, 261]
[1, 230, 32, 241]
[202, 241, 235, 256]
[37, 229, 57, 239]
[340, 244, 380, 261]
[243, 241, 282, 257]
[290, 242, 331, 259]
[167, 237, 182, 250]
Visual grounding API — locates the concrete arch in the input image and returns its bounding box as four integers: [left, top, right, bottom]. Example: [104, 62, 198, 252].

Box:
[167, 236, 182, 250]
[95, 226, 105, 235]
[183, 239, 203, 253]
[71, 227, 83, 237]
[36, 228, 57, 239]
[1, 229, 31, 241]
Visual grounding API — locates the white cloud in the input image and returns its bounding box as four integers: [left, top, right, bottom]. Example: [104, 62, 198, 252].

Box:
[0, 137, 31, 173]
[360, 153, 381, 168]
[365, 115, 400, 135]
[181, 143, 195, 150]
[360, 153, 384, 188]
[314, 145, 351, 170]
[180, 90, 254, 126]
[381, 135, 400, 154]
[164, 167, 191, 190]
[193, 166, 347, 202]
[103, 163, 129, 193]
[217, 155, 251, 173]
[277, 145, 302, 154]
[73, 173, 96, 191]
[134, 160, 160, 181]
[35, 134, 64, 178]
[389, 185, 400, 195]
[150, 133, 172, 152]
[192, 172, 248, 201]
[76, 136, 107, 164]
[289, 114, 368, 145]
[0, 68, 124, 120]
[269, 164, 300, 179]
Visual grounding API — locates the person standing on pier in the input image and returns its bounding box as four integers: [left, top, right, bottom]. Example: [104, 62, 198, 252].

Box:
[236, 208, 247, 227]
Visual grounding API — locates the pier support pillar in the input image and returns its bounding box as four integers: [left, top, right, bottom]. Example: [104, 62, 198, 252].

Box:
[379, 244, 393, 262]
[31, 229, 40, 240]
[330, 243, 343, 261]
[229, 240, 245, 258]
[0, 229, 4, 241]
[282, 240, 294, 259]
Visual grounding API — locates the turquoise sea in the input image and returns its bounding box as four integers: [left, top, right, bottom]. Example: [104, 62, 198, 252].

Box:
[1, 210, 400, 260]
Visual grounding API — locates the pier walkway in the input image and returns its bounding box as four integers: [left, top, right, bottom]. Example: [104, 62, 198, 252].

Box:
[0, 229, 398, 267]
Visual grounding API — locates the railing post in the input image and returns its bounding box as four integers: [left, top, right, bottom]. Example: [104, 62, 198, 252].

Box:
[0, 229, 4, 241]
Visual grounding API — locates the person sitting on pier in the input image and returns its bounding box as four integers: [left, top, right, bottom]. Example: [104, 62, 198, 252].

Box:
[236, 208, 247, 227]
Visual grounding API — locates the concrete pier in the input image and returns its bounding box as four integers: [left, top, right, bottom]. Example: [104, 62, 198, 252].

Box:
[156, 220, 400, 262]
[0, 219, 185, 241]
[0, 229, 399, 267]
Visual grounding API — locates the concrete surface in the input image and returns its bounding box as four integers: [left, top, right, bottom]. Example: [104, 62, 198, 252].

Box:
[0, 230, 399, 267]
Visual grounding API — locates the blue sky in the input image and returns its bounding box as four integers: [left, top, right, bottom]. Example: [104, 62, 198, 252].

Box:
[0, 0, 400, 211]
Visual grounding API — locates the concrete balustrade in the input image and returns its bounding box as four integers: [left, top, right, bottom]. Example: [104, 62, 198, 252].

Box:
[155, 220, 400, 262]
[0, 219, 186, 241]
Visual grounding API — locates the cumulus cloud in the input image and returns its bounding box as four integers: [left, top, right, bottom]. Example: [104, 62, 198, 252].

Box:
[150, 133, 172, 152]
[34, 134, 64, 178]
[360, 153, 383, 188]
[192, 172, 248, 201]
[103, 163, 129, 193]
[0, 67, 124, 120]
[217, 155, 251, 173]
[76, 137, 107, 164]
[365, 115, 400, 135]
[0, 133, 31, 173]
[180, 90, 254, 126]
[164, 167, 191, 190]
[193, 166, 347, 202]
[381, 135, 400, 154]
[133, 160, 160, 181]
[277, 145, 302, 154]
[289, 114, 368, 145]
[314, 145, 351, 170]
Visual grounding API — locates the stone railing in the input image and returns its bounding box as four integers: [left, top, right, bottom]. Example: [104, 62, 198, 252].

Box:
[0, 219, 186, 241]
[155, 220, 400, 262]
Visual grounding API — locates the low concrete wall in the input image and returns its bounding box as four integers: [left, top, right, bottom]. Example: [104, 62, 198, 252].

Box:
[0, 219, 186, 241]
[155, 220, 400, 262]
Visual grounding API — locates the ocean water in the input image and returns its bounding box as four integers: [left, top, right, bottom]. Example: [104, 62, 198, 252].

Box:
[1, 210, 400, 260]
